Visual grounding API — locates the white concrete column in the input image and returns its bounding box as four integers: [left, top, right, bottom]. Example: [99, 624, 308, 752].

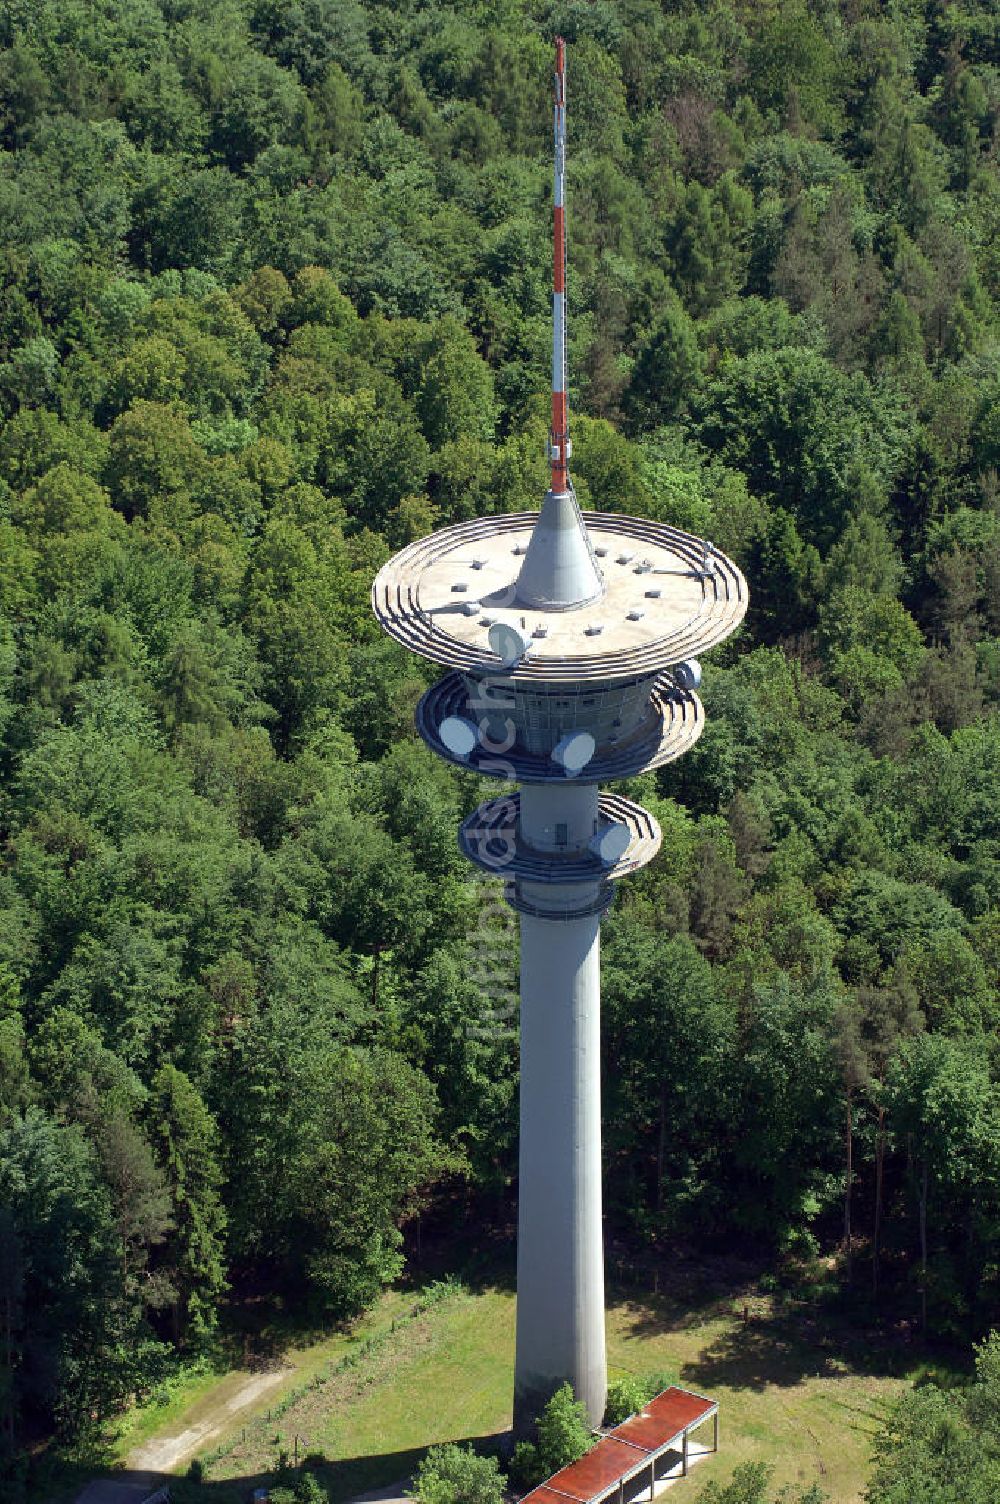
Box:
[519, 780, 599, 850]
[514, 783, 607, 1431]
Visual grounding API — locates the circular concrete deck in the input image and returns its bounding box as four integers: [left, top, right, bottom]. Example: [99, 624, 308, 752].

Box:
[373, 511, 747, 683]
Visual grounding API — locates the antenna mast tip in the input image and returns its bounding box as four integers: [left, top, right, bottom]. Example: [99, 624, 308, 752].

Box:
[549, 37, 570, 495]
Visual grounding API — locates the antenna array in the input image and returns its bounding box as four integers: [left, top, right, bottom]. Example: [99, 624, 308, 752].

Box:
[549, 37, 570, 495]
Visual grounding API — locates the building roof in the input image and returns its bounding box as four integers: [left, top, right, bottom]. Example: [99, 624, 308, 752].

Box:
[520, 1388, 717, 1504]
[541, 1437, 651, 1502]
[610, 1388, 717, 1452]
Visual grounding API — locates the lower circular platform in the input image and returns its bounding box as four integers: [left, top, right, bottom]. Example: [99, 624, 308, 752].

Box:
[505, 881, 615, 922]
[459, 792, 662, 884]
[417, 671, 702, 783]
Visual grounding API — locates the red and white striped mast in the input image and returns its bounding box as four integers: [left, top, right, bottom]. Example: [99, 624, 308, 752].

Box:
[550, 37, 570, 496]
[518, 35, 601, 610]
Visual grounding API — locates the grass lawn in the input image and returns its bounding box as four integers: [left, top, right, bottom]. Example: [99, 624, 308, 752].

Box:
[200, 1267, 914, 1504]
[110, 1287, 418, 1466]
[33, 1290, 419, 1504]
[604, 1282, 907, 1503]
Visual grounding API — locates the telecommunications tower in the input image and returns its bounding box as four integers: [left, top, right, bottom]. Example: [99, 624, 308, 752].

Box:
[372, 39, 747, 1430]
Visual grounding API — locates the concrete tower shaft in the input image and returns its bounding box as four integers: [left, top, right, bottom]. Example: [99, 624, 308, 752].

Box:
[512, 777, 605, 1423]
[517, 900, 605, 1420]
[371, 37, 748, 1437]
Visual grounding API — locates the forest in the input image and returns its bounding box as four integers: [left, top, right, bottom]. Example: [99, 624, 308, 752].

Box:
[0, 0, 998, 1494]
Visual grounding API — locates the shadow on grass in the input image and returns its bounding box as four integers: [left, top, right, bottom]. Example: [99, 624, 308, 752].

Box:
[311, 1433, 509, 1503]
[679, 1314, 846, 1393]
[679, 1307, 917, 1394]
[61, 1434, 512, 1504]
[24, 1440, 135, 1504]
[604, 1256, 920, 1395]
[604, 1253, 783, 1340]
[608, 1283, 737, 1339]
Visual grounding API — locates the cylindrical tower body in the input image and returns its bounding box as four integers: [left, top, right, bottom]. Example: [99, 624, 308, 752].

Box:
[374, 509, 747, 1429]
[515, 782, 606, 1425]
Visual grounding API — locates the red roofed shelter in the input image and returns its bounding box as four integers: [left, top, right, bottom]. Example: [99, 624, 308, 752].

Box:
[520, 1387, 718, 1504]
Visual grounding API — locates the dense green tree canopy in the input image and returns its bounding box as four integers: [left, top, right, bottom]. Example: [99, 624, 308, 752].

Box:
[0, 0, 998, 1488]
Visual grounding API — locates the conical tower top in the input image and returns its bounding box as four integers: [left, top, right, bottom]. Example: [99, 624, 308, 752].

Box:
[516, 37, 604, 613]
[515, 487, 604, 609]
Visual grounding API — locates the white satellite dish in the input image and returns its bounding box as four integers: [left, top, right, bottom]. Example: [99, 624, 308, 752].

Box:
[674, 658, 702, 691]
[551, 730, 596, 777]
[589, 822, 632, 866]
[439, 716, 478, 759]
[488, 621, 529, 668]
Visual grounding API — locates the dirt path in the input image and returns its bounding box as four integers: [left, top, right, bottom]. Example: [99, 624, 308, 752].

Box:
[73, 1364, 293, 1504]
[128, 1365, 292, 1473]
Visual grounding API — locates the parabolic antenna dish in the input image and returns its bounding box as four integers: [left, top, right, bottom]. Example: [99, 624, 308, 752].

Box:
[552, 730, 596, 776]
[439, 716, 478, 759]
[590, 822, 632, 866]
[488, 621, 530, 668]
[674, 658, 702, 690]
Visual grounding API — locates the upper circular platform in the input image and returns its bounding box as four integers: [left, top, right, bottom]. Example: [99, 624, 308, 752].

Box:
[372, 511, 747, 685]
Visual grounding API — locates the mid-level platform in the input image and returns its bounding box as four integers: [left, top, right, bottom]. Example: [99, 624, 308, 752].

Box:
[416, 670, 702, 782]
